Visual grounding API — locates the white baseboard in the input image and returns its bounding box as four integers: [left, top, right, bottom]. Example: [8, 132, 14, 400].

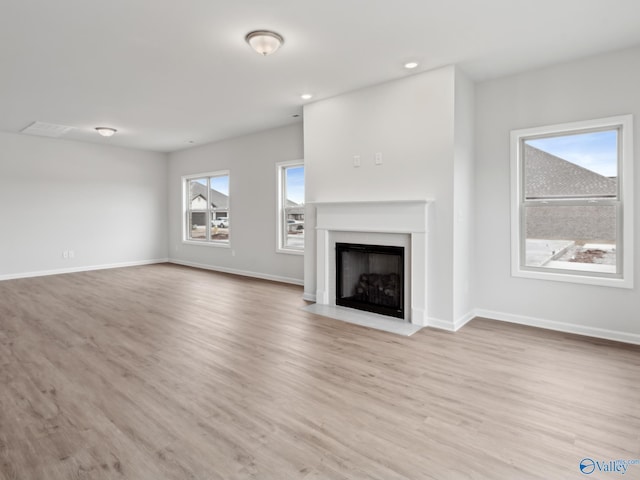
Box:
[169, 259, 304, 286]
[475, 308, 640, 346]
[0, 258, 169, 282]
[429, 308, 640, 345]
[426, 310, 475, 332]
[454, 310, 476, 331]
[427, 317, 456, 331]
[302, 292, 317, 302]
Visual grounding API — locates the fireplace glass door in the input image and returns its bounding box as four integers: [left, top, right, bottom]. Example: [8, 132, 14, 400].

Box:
[335, 243, 404, 319]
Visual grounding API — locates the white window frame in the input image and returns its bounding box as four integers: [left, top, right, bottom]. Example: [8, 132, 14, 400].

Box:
[276, 160, 305, 255]
[510, 115, 633, 288]
[182, 170, 231, 248]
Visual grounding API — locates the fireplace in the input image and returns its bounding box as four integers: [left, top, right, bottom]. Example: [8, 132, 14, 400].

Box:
[336, 243, 404, 319]
[311, 200, 432, 326]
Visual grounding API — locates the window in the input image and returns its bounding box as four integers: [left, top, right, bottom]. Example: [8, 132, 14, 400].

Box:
[183, 171, 230, 245]
[511, 115, 633, 288]
[277, 161, 305, 254]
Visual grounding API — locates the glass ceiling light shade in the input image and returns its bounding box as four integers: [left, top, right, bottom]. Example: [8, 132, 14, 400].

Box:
[245, 30, 284, 56]
[95, 127, 117, 137]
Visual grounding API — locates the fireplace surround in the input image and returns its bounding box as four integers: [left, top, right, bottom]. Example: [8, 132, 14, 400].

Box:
[312, 200, 432, 326]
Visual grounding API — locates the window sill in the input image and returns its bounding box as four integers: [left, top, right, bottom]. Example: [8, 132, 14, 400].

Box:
[277, 247, 304, 256]
[182, 240, 231, 249]
[513, 267, 633, 289]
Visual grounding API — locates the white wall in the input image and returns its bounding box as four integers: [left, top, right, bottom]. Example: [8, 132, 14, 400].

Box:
[0, 132, 168, 278]
[167, 124, 304, 284]
[453, 69, 475, 324]
[304, 66, 464, 324]
[475, 45, 640, 340]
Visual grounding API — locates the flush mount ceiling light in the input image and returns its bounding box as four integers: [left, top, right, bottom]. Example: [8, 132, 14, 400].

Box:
[95, 127, 117, 137]
[404, 62, 419, 69]
[245, 30, 284, 56]
[300, 93, 313, 100]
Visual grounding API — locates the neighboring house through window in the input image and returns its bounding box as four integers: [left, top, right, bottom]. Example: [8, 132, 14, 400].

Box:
[277, 161, 305, 254]
[183, 171, 230, 245]
[511, 115, 633, 288]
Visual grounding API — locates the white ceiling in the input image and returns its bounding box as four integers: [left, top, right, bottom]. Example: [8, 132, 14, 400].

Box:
[2, 0, 640, 152]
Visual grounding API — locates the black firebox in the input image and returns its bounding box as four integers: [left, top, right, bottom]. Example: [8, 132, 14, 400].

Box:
[335, 243, 404, 319]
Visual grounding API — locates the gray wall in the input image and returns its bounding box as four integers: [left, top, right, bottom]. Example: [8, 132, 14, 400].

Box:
[0, 132, 168, 278]
[475, 45, 640, 337]
[168, 124, 304, 284]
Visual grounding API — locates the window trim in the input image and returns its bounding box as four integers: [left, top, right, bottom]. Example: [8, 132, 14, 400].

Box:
[510, 115, 633, 288]
[182, 170, 231, 248]
[276, 160, 305, 255]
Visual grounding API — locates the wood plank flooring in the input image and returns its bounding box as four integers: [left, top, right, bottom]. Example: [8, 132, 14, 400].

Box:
[1, 263, 639, 479]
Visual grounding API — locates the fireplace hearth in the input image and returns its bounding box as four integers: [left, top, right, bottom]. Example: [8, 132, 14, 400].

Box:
[336, 243, 404, 319]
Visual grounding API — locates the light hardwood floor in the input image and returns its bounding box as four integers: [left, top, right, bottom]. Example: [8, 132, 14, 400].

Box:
[1, 264, 639, 479]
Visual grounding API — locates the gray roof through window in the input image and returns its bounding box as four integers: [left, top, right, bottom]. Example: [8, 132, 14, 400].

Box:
[524, 144, 616, 199]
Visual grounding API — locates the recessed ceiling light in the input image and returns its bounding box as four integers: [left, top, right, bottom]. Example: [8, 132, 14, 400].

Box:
[95, 127, 117, 137]
[301, 93, 313, 100]
[245, 30, 284, 56]
[404, 62, 419, 69]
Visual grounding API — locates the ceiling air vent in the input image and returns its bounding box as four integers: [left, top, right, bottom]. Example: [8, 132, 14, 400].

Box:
[21, 121, 75, 138]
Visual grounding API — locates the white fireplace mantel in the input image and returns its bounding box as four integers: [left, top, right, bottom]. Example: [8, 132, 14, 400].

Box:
[311, 200, 433, 326]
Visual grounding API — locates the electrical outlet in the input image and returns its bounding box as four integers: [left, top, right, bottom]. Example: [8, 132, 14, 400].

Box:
[375, 152, 383, 165]
[353, 155, 361, 167]
[69, 250, 75, 259]
[62, 250, 68, 259]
